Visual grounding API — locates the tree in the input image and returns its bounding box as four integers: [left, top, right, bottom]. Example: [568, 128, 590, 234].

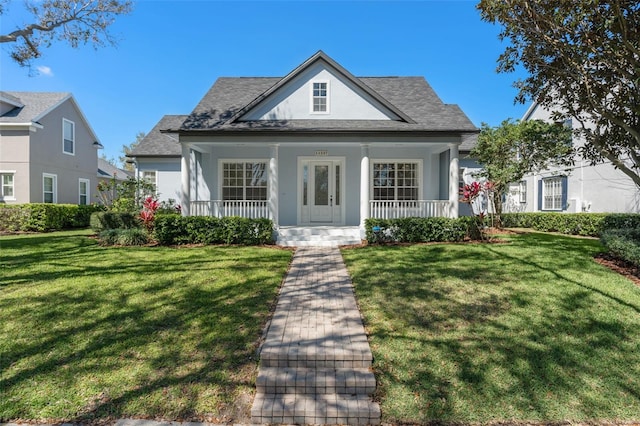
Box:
[0, 0, 133, 67]
[120, 131, 145, 171]
[470, 119, 573, 227]
[477, 0, 640, 187]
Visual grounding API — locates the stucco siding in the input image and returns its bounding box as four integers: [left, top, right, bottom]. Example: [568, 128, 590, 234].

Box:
[523, 104, 640, 213]
[136, 158, 182, 203]
[28, 99, 98, 204]
[0, 129, 30, 203]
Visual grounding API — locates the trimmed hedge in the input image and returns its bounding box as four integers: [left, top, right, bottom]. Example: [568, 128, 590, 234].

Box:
[501, 213, 607, 237]
[153, 215, 274, 245]
[0, 204, 103, 232]
[90, 211, 141, 232]
[365, 217, 471, 243]
[600, 228, 640, 268]
[98, 228, 149, 246]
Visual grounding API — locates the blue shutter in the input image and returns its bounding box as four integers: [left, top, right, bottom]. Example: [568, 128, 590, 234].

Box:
[537, 179, 543, 211]
[561, 176, 568, 211]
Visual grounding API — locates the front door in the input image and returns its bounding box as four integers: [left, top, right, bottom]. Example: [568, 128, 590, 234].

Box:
[310, 161, 333, 222]
[302, 159, 343, 224]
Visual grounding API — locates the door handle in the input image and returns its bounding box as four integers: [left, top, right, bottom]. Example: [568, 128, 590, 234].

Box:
[330, 195, 333, 206]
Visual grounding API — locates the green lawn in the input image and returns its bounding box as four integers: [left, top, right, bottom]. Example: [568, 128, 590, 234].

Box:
[342, 232, 640, 424]
[0, 230, 292, 423]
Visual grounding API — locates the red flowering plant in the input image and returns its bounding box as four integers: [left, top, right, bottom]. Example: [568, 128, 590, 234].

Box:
[140, 196, 160, 234]
[459, 181, 493, 241]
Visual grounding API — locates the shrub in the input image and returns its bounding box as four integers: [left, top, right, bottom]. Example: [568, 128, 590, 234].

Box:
[0, 204, 103, 232]
[90, 211, 141, 232]
[153, 215, 274, 245]
[365, 217, 469, 243]
[501, 213, 607, 237]
[98, 228, 149, 246]
[600, 228, 640, 268]
[601, 214, 640, 231]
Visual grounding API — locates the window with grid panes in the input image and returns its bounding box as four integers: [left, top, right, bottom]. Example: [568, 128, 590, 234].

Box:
[372, 162, 418, 201]
[222, 162, 267, 201]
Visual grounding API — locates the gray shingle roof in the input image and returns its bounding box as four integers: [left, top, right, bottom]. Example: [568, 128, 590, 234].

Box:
[181, 77, 477, 133]
[180, 51, 477, 134]
[0, 91, 70, 123]
[130, 115, 187, 157]
[98, 158, 133, 180]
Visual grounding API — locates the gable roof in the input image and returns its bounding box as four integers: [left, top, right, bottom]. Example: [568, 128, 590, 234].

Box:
[180, 51, 477, 135]
[129, 115, 186, 157]
[98, 158, 133, 180]
[0, 91, 101, 143]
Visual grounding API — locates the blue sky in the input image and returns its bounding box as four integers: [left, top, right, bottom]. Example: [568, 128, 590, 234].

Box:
[1, 0, 529, 164]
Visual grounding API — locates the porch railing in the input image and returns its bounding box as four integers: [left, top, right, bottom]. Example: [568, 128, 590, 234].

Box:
[369, 200, 452, 219]
[190, 200, 270, 219]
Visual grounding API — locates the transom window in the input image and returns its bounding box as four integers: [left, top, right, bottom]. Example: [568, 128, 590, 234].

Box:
[1, 172, 14, 199]
[63, 119, 75, 155]
[222, 162, 268, 201]
[312, 82, 328, 113]
[542, 177, 563, 210]
[372, 162, 419, 201]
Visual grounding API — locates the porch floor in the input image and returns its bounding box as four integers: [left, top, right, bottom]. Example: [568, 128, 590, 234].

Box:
[276, 226, 362, 247]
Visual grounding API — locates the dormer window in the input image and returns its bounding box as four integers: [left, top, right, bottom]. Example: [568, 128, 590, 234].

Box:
[312, 81, 329, 113]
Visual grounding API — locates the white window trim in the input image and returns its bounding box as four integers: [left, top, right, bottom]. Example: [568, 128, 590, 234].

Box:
[62, 118, 75, 156]
[0, 170, 16, 201]
[43, 173, 57, 203]
[370, 159, 423, 201]
[310, 80, 330, 114]
[218, 159, 269, 201]
[542, 177, 563, 211]
[518, 180, 527, 204]
[79, 178, 90, 205]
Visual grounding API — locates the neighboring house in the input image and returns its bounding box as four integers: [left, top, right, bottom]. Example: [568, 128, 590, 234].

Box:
[129, 115, 186, 202]
[129, 51, 478, 243]
[506, 103, 640, 214]
[0, 91, 103, 205]
[98, 157, 133, 184]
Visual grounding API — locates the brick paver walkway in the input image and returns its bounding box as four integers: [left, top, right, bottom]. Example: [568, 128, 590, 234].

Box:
[251, 247, 380, 425]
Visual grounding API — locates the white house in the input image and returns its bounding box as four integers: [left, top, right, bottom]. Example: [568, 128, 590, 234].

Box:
[506, 102, 640, 214]
[130, 51, 478, 245]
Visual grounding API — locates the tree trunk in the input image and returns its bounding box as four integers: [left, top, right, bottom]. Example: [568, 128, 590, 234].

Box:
[492, 191, 503, 229]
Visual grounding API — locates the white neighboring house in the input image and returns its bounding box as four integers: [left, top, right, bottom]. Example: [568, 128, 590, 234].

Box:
[0, 91, 103, 205]
[128, 51, 479, 245]
[505, 103, 640, 214]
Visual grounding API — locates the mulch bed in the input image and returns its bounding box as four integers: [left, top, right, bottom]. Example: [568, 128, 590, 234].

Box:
[594, 253, 640, 288]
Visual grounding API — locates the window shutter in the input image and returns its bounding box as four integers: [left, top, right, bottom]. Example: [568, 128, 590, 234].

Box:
[561, 176, 568, 210]
[537, 179, 543, 211]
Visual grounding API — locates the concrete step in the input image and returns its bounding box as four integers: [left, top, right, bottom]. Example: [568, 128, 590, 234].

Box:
[251, 393, 381, 425]
[276, 226, 363, 247]
[256, 367, 376, 395]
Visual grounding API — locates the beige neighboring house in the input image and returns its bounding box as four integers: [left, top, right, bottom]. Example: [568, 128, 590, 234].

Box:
[0, 91, 103, 205]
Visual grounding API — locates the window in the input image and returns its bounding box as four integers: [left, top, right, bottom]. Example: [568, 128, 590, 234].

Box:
[63, 119, 75, 155]
[140, 170, 156, 193]
[79, 178, 90, 205]
[0, 172, 15, 199]
[518, 181, 527, 204]
[542, 177, 564, 210]
[372, 162, 419, 201]
[222, 162, 267, 201]
[43, 173, 57, 203]
[312, 81, 328, 113]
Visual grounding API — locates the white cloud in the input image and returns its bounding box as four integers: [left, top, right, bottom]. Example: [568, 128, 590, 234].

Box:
[37, 66, 53, 77]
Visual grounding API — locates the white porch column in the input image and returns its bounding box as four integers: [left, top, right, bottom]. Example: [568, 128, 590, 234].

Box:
[269, 144, 279, 226]
[448, 143, 459, 218]
[360, 144, 370, 229]
[181, 143, 191, 216]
